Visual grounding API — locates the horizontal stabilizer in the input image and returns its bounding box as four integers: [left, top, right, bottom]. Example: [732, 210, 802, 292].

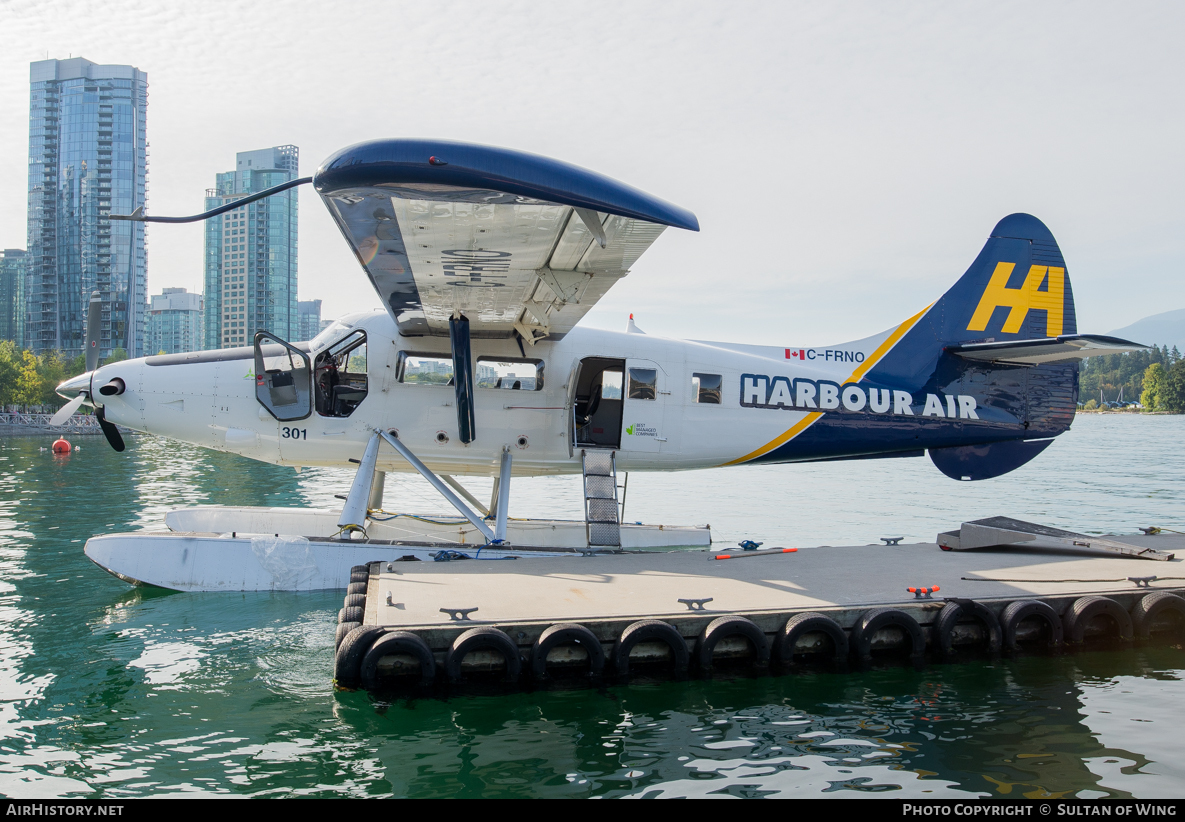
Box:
[947, 334, 1148, 365]
[938, 516, 1175, 561]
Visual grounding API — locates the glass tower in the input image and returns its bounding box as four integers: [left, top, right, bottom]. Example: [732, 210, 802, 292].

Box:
[0, 249, 28, 345]
[203, 146, 299, 349]
[297, 299, 321, 342]
[26, 58, 148, 358]
[146, 287, 203, 355]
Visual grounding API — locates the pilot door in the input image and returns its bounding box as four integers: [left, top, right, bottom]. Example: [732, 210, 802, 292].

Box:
[621, 359, 667, 453]
[254, 332, 312, 421]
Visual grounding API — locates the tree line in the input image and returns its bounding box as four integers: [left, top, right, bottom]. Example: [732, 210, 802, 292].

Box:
[1078, 345, 1185, 412]
[0, 341, 127, 411]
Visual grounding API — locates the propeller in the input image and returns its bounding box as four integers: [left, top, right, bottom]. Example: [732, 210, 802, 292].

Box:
[49, 393, 87, 426]
[85, 290, 101, 373]
[95, 407, 125, 452]
[51, 291, 102, 428]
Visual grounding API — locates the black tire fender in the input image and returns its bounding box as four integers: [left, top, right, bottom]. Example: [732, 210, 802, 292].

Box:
[1000, 599, 1064, 651]
[775, 612, 849, 670]
[334, 625, 385, 688]
[336, 621, 361, 650]
[343, 593, 366, 610]
[361, 631, 436, 689]
[445, 627, 522, 685]
[1132, 591, 1185, 640]
[340, 605, 363, 624]
[1063, 596, 1133, 644]
[530, 623, 605, 680]
[612, 619, 689, 678]
[850, 608, 925, 668]
[934, 599, 1002, 657]
[346, 581, 367, 596]
[349, 564, 370, 581]
[695, 616, 770, 672]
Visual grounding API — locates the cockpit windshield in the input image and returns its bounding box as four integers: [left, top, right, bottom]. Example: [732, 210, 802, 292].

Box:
[310, 320, 351, 352]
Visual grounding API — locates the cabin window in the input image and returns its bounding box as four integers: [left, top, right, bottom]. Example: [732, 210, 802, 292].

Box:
[476, 358, 544, 391]
[627, 368, 657, 400]
[692, 373, 722, 404]
[314, 330, 368, 417]
[397, 352, 454, 385]
[601, 370, 623, 399]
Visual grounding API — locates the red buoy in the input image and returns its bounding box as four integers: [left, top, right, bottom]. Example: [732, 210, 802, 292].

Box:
[51, 437, 71, 454]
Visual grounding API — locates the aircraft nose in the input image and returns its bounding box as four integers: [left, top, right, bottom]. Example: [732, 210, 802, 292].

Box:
[56, 372, 91, 401]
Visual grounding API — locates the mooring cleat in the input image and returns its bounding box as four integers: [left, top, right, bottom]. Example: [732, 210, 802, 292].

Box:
[908, 586, 940, 599]
[440, 607, 479, 621]
[1129, 576, 1157, 588]
[881, 537, 904, 546]
[678, 598, 713, 611]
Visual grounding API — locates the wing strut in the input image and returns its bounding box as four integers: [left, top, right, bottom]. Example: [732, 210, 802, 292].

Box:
[449, 314, 477, 443]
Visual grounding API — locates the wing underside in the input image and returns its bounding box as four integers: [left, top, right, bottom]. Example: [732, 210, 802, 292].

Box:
[314, 140, 698, 340]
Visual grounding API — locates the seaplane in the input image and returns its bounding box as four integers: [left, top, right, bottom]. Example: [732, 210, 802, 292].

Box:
[52, 139, 1146, 592]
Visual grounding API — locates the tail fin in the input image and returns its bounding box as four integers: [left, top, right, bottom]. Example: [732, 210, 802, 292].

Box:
[871, 213, 1076, 385]
[866, 214, 1079, 480]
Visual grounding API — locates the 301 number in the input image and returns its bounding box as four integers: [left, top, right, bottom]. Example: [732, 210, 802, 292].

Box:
[281, 427, 307, 440]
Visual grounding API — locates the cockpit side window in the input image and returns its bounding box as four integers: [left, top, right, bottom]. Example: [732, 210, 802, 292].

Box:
[314, 330, 368, 417]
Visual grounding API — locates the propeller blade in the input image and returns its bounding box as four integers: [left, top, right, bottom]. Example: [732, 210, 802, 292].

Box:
[85, 290, 102, 373]
[49, 393, 86, 426]
[95, 407, 125, 452]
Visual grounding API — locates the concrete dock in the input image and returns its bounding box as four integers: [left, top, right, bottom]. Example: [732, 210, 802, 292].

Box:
[333, 531, 1185, 692]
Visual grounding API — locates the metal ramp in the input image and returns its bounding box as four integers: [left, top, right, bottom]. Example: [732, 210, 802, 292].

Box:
[938, 516, 1176, 561]
[582, 449, 621, 548]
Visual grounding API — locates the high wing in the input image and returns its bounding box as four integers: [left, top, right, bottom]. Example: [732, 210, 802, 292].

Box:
[313, 139, 699, 341]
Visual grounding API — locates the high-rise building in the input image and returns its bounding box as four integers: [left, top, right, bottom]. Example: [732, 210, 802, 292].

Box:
[146, 287, 203, 355]
[203, 146, 299, 349]
[297, 299, 321, 341]
[26, 58, 148, 358]
[0, 249, 27, 346]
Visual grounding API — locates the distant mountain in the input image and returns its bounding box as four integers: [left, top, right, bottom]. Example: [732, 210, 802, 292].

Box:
[1108, 308, 1185, 352]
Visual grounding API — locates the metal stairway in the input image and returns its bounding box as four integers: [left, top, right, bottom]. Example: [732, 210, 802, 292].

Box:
[581, 449, 621, 547]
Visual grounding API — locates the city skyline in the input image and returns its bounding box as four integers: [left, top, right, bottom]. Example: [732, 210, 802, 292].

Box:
[0, 4, 1183, 347]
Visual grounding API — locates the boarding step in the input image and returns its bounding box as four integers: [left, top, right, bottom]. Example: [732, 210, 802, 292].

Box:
[582, 449, 621, 547]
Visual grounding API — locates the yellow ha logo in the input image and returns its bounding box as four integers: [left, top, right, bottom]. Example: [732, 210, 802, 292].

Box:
[967, 262, 1065, 337]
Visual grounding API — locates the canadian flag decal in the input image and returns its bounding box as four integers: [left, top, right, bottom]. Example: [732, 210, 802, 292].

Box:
[786, 349, 805, 360]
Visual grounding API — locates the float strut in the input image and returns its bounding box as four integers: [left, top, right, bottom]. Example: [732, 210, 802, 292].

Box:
[494, 447, 512, 544]
[440, 475, 489, 516]
[376, 429, 495, 542]
[338, 432, 381, 535]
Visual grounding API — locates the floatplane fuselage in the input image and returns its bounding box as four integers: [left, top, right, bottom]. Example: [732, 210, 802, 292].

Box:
[53, 139, 1147, 590]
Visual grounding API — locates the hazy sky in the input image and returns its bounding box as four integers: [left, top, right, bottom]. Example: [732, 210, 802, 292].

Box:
[1, 1, 1182, 345]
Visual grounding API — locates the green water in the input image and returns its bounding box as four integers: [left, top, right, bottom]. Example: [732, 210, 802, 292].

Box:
[1, 418, 1183, 798]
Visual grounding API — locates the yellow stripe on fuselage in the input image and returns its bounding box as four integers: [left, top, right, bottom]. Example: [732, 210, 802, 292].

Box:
[724, 303, 933, 466]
